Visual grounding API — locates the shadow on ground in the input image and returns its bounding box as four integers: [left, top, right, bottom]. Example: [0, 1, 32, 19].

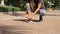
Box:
[0, 25, 35, 34]
[14, 19, 40, 22]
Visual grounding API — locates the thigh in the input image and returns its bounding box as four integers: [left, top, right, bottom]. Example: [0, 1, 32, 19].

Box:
[40, 9, 46, 14]
[26, 3, 32, 14]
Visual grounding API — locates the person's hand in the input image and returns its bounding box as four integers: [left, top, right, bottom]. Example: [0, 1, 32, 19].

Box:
[28, 13, 35, 19]
[26, 12, 33, 19]
[26, 14, 32, 19]
[26, 12, 36, 19]
[26, 15, 28, 18]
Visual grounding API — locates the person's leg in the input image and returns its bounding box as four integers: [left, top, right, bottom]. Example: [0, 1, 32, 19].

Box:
[26, 3, 33, 22]
[39, 9, 46, 21]
[26, 3, 32, 19]
[26, 11, 32, 19]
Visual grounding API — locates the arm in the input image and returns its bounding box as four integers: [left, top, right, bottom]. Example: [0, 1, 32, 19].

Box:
[32, 0, 44, 16]
[33, 3, 42, 15]
[31, 2, 42, 17]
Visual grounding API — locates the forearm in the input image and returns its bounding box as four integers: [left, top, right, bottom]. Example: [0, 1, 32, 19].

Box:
[33, 8, 40, 15]
[27, 11, 32, 17]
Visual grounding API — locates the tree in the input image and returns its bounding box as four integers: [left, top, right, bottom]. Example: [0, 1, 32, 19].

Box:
[44, 0, 60, 9]
[5, 0, 20, 7]
[3, 0, 60, 9]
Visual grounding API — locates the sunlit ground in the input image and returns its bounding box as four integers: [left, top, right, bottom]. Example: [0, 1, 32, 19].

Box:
[0, 10, 60, 34]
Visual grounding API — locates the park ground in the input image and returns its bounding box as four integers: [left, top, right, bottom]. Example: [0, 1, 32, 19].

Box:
[0, 10, 60, 34]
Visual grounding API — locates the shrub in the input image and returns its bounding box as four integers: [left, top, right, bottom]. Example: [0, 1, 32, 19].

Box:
[0, 5, 21, 12]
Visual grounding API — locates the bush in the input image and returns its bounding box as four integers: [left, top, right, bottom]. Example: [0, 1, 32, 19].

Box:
[0, 5, 21, 12]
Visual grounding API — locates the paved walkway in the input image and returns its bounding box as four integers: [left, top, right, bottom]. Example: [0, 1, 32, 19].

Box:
[0, 10, 60, 34]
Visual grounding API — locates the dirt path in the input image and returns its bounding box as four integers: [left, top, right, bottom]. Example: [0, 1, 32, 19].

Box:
[0, 11, 60, 34]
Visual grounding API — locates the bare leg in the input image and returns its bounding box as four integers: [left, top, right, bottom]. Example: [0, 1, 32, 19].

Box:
[39, 9, 46, 22]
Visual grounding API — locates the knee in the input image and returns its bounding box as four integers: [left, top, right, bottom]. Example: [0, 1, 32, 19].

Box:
[41, 13, 46, 16]
[40, 11, 46, 16]
[40, 9, 46, 16]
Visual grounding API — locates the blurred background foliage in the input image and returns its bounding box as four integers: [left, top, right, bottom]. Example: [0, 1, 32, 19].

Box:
[0, 0, 60, 11]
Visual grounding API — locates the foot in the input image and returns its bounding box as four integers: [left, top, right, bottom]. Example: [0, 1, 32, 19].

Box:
[26, 19, 33, 23]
